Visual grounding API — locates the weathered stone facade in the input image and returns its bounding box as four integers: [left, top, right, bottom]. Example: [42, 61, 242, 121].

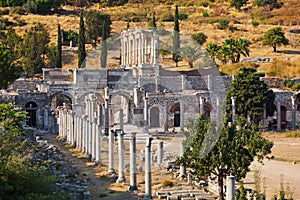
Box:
[0, 28, 299, 132]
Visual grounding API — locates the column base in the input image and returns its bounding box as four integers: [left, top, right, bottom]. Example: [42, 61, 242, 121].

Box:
[116, 176, 126, 183]
[106, 169, 116, 176]
[128, 185, 138, 192]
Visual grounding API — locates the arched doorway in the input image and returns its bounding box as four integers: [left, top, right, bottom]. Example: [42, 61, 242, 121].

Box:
[150, 107, 160, 128]
[50, 93, 72, 110]
[170, 103, 180, 127]
[204, 105, 211, 120]
[25, 101, 38, 127]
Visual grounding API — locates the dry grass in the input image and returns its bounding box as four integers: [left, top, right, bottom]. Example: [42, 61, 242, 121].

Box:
[2, 1, 300, 70]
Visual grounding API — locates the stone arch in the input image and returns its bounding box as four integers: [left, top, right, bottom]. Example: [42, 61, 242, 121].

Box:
[204, 102, 213, 120]
[149, 106, 160, 128]
[25, 101, 38, 127]
[50, 92, 73, 110]
[170, 102, 180, 127]
[110, 91, 132, 124]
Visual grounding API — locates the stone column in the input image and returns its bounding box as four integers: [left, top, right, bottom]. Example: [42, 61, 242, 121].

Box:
[58, 108, 63, 138]
[95, 123, 101, 165]
[231, 96, 236, 123]
[157, 141, 163, 165]
[43, 106, 49, 130]
[107, 129, 116, 175]
[226, 176, 235, 200]
[180, 98, 184, 132]
[116, 130, 126, 183]
[277, 101, 281, 131]
[97, 104, 102, 126]
[179, 140, 186, 179]
[199, 96, 204, 116]
[144, 137, 153, 200]
[164, 100, 168, 133]
[119, 109, 124, 131]
[292, 95, 296, 130]
[216, 97, 221, 126]
[129, 132, 138, 191]
[78, 117, 82, 151]
[105, 96, 110, 136]
[82, 115, 88, 153]
[144, 96, 149, 133]
[70, 112, 75, 147]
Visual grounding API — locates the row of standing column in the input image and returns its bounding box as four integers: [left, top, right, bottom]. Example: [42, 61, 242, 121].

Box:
[231, 95, 297, 130]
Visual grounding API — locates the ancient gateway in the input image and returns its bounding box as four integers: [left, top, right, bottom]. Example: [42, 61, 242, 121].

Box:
[0, 28, 299, 134]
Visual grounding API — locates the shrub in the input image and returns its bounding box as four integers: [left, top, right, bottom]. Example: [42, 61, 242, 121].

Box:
[0, 8, 9, 15]
[178, 12, 188, 20]
[162, 180, 174, 187]
[160, 12, 174, 22]
[292, 82, 300, 91]
[9, 6, 26, 15]
[218, 19, 230, 29]
[252, 20, 260, 27]
[202, 11, 209, 17]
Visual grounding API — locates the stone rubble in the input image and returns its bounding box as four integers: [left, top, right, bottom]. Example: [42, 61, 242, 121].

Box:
[29, 129, 90, 200]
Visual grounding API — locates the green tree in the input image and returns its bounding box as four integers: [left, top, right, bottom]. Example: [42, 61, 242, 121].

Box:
[101, 21, 107, 68]
[78, 10, 86, 68]
[262, 27, 289, 52]
[180, 46, 202, 68]
[148, 12, 157, 30]
[57, 23, 62, 68]
[206, 43, 219, 62]
[177, 116, 273, 200]
[222, 37, 250, 63]
[230, 0, 248, 11]
[0, 47, 20, 89]
[191, 32, 207, 46]
[255, 0, 282, 9]
[47, 44, 58, 68]
[173, 5, 181, 67]
[21, 22, 50, 76]
[85, 10, 111, 48]
[238, 182, 247, 200]
[226, 68, 276, 124]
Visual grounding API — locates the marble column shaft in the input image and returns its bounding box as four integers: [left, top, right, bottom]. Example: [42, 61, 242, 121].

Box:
[157, 141, 163, 165]
[180, 99, 184, 132]
[231, 97, 236, 123]
[119, 109, 124, 131]
[129, 132, 138, 191]
[117, 131, 126, 183]
[144, 97, 149, 133]
[226, 176, 235, 200]
[292, 96, 296, 130]
[199, 97, 204, 116]
[277, 101, 281, 131]
[144, 137, 153, 200]
[164, 100, 168, 133]
[107, 128, 116, 174]
[179, 141, 186, 178]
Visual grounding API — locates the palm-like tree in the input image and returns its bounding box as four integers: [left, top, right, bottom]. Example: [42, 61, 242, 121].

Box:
[180, 46, 202, 68]
[235, 38, 250, 63]
[206, 43, 219, 61]
[223, 38, 236, 63]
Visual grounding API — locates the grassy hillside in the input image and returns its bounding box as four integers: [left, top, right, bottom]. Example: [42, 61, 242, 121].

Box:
[1, 0, 300, 76]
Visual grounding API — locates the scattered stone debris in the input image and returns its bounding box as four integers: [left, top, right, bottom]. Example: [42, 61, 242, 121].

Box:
[28, 129, 90, 200]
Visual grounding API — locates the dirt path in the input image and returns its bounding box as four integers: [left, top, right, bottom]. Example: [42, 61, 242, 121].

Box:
[43, 133, 139, 200]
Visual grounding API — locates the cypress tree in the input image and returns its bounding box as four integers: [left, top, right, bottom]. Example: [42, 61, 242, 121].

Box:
[57, 23, 62, 68]
[173, 5, 181, 67]
[149, 12, 157, 29]
[101, 20, 107, 68]
[78, 10, 86, 68]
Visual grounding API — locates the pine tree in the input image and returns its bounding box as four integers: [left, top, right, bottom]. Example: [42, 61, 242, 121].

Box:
[173, 5, 181, 67]
[78, 10, 86, 68]
[57, 23, 62, 68]
[101, 20, 107, 68]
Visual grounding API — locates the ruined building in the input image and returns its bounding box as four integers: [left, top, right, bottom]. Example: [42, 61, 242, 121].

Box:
[0, 28, 299, 132]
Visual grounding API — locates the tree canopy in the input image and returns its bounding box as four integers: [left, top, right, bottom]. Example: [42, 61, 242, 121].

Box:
[21, 22, 50, 76]
[262, 26, 289, 52]
[177, 116, 273, 200]
[191, 32, 207, 46]
[230, 0, 248, 11]
[172, 5, 181, 67]
[226, 68, 275, 124]
[78, 10, 86, 68]
[85, 10, 112, 48]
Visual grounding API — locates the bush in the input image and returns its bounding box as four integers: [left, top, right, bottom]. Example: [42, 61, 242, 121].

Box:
[178, 12, 188, 20]
[252, 20, 259, 27]
[292, 82, 300, 91]
[9, 6, 26, 15]
[202, 11, 209, 17]
[162, 180, 174, 187]
[218, 19, 230, 29]
[160, 12, 174, 22]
